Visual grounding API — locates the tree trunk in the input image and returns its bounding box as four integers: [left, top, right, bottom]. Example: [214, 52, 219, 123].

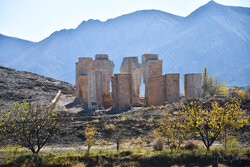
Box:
[117, 142, 119, 151]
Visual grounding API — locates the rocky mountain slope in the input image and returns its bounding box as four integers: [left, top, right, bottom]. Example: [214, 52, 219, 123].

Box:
[0, 66, 74, 111]
[0, 1, 249, 89]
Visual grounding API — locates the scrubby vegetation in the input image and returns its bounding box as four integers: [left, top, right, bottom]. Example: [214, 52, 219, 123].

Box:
[0, 84, 249, 166]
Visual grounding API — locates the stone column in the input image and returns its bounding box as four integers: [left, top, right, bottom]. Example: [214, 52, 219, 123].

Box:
[184, 73, 202, 98]
[111, 74, 132, 110]
[94, 54, 114, 107]
[75, 57, 94, 103]
[141, 54, 159, 84]
[120, 57, 142, 106]
[142, 54, 163, 106]
[79, 75, 88, 103]
[95, 71, 103, 109]
[165, 73, 180, 103]
[88, 70, 97, 109]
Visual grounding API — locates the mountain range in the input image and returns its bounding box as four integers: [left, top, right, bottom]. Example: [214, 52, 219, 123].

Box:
[0, 1, 249, 91]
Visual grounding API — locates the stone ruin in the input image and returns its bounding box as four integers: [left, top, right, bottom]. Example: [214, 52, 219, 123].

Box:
[75, 54, 114, 109]
[76, 54, 202, 110]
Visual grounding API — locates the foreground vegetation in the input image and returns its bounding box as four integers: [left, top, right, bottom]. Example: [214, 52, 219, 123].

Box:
[0, 67, 249, 166]
[0, 147, 249, 167]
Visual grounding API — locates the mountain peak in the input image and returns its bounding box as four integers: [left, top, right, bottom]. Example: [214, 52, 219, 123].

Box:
[205, 0, 221, 7]
[187, 0, 226, 19]
[77, 19, 102, 29]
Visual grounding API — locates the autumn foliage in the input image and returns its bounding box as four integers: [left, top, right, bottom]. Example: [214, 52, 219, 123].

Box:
[84, 124, 100, 152]
[157, 99, 248, 150]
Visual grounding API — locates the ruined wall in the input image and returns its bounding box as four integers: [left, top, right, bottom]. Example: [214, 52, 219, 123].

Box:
[184, 73, 202, 98]
[120, 57, 141, 106]
[76, 54, 202, 109]
[111, 74, 132, 110]
[165, 73, 180, 103]
[146, 75, 165, 106]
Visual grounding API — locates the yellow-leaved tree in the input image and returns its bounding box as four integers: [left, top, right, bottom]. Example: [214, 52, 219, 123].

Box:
[84, 124, 100, 152]
[180, 99, 248, 150]
[157, 105, 191, 151]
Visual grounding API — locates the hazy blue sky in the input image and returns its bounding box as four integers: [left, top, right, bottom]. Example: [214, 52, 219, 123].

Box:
[1, 0, 250, 42]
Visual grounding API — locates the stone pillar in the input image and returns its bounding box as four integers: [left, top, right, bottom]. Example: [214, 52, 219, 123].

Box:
[88, 70, 97, 109]
[120, 57, 141, 106]
[146, 76, 165, 106]
[141, 54, 159, 84]
[75, 57, 94, 103]
[165, 73, 180, 103]
[78, 75, 88, 103]
[76, 56, 111, 109]
[94, 54, 114, 107]
[95, 71, 103, 109]
[184, 73, 202, 98]
[111, 74, 132, 110]
[142, 54, 163, 106]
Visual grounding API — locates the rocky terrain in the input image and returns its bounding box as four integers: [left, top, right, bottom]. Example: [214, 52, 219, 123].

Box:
[0, 66, 74, 111]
